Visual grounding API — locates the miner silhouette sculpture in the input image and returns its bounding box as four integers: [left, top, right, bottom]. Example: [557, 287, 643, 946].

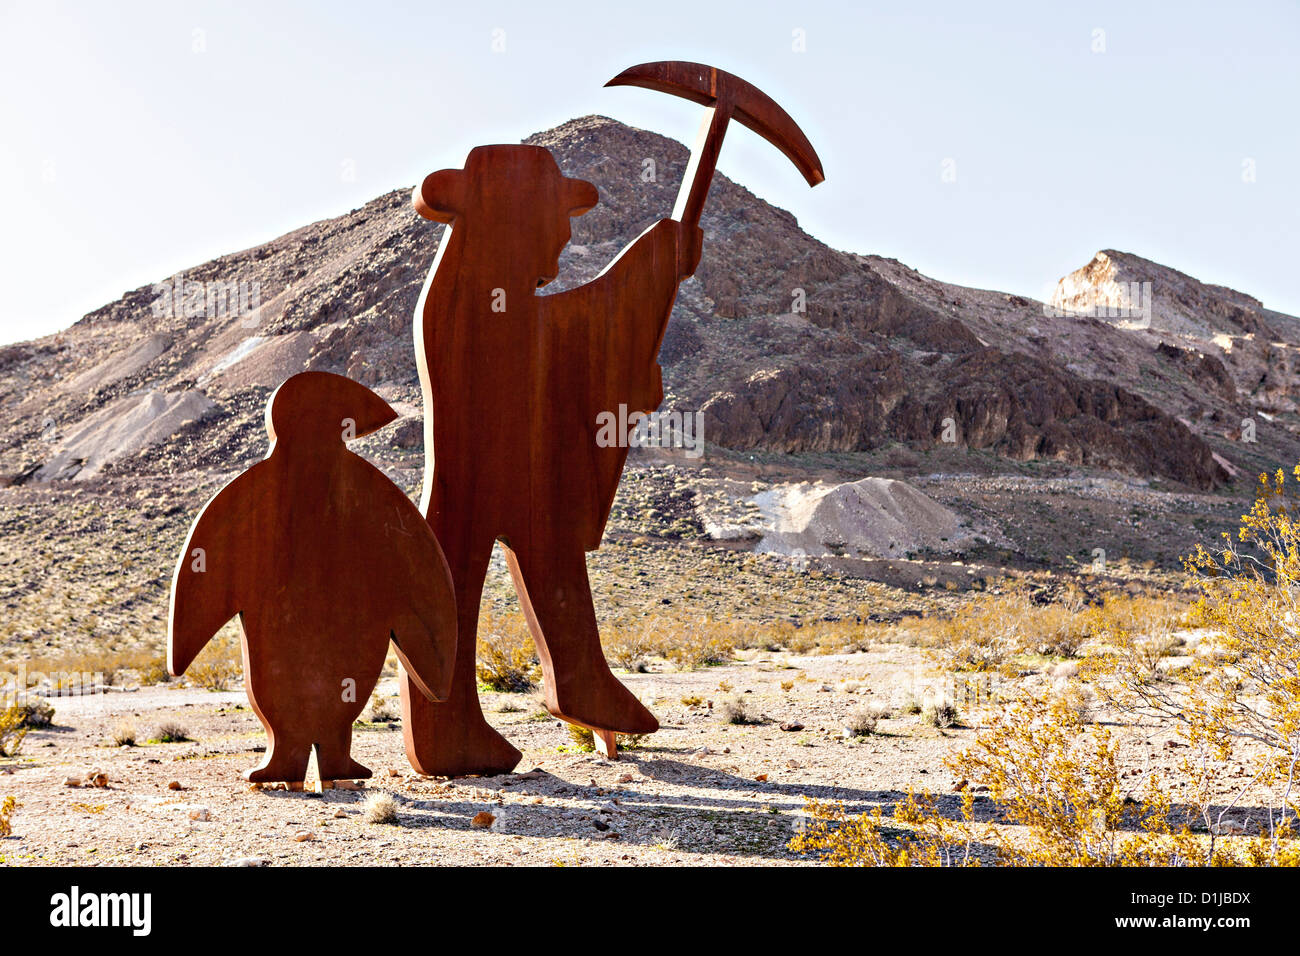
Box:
[401, 61, 824, 775]
[168, 371, 456, 784]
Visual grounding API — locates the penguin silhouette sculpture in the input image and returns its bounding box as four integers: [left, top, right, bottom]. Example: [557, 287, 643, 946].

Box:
[168, 371, 456, 784]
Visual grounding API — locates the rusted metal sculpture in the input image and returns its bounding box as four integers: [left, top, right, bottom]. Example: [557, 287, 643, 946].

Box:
[168, 371, 456, 783]
[401, 60, 824, 774]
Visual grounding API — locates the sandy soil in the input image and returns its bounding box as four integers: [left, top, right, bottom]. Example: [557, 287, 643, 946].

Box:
[1, 645, 983, 866]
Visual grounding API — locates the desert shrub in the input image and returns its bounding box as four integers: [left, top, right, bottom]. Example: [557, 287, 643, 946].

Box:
[0, 796, 16, 837]
[475, 612, 540, 692]
[366, 693, 400, 723]
[797, 689, 1300, 867]
[921, 699, 960, 729]
[1086, 469, 1300, 854]
[794, 696, 1195, 866]
[602, 623, 658, 672]
[188, 660, 239, 691]
[663, 621, 736, 669]
[0, 704, 29, 757]
[152, 721, 190, 743]
[138, 656, 171, 686]
[362, 792, 399, 825]
[917, 593, 1028, 672]
[845, 706, 879, 737]
[111, 721, 138, 747]
[566, 723, 595, 751]
[12, 698, 54, 729]
[791, 790, 980, 866]
[718, 695, 758, 725]
[185, 627, 243, 691]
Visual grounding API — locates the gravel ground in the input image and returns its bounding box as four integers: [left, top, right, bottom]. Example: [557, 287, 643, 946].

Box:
[0, 645, 983, 866]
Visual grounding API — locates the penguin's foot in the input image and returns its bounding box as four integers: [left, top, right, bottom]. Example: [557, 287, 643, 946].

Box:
[244, 748, 310, 784]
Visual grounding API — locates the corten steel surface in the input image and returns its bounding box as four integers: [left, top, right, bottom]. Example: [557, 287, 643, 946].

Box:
[168, 371, 456, 783]
[401, 60, 823, 775]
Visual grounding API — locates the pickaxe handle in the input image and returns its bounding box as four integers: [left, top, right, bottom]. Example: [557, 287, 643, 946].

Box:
[673, 104, 733, 232]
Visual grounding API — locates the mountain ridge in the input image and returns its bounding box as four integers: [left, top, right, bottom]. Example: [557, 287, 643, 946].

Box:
[1, 114, 1296, 493]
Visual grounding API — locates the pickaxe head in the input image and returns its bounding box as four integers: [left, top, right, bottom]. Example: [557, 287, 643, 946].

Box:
[605, 61, 825, 189]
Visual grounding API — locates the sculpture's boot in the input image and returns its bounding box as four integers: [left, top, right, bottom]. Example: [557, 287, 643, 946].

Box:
[506, 544, 659, 736]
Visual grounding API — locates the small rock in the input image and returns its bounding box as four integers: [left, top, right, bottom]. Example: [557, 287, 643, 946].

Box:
[780, 721, 804, 732]
[754, 773, 769, 782]
[333, 808, 348, 819]
[189, 808, 210, 822]
[333, 779, 363, 791]
[87, 772, 109, 788]
[293, 830, 316, 842]
[228, 857, 267, 867]
[63, 776, 82, 787]
[386, 768, 402, 777]
[167, 780, 183, 791]
[616, 773, 634, 784]
[471, 811, 496, 829]
[785, 760, 800, 769]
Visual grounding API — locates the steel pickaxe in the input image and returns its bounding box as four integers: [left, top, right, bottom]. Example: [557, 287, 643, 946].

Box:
[605, 60, 825, 232]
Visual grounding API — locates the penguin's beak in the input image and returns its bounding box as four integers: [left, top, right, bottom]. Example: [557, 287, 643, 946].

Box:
[341, 378, 399, 441]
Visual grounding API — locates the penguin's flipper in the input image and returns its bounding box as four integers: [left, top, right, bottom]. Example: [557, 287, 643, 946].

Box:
[388, 531, 457, 703]
[168, 472, 253, 677]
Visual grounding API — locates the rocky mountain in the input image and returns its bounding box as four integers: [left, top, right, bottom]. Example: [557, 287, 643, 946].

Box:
[2, 115, 1297, 495]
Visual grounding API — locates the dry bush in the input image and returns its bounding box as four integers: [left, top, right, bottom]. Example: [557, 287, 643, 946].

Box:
[138, 656, 171, 686]
[188, 660, 239, 691]
[718, 695, 759, 725]
[922, 699, 960, 729]
[111, 721, 138, 747]
[366, 693, 400, 723]
[663, 620, 738, 669]
[362, 792, 399, 825]
[846, 705, 881, 737]
[187, 629, 243, 691]
[913, 593, 1029, 672]
[601, 622, 658, 672]
[0, 796, 16, 838]
[9, 698, 54, 729]
[475, 612, 540, 693]
[152, 721, 190, 743]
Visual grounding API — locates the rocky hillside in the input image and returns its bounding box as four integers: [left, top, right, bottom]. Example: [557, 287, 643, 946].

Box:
[2, 116, 1297, 493]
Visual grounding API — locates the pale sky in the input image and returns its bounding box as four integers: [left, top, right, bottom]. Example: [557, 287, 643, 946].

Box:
[1, 0, 1296, 346]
